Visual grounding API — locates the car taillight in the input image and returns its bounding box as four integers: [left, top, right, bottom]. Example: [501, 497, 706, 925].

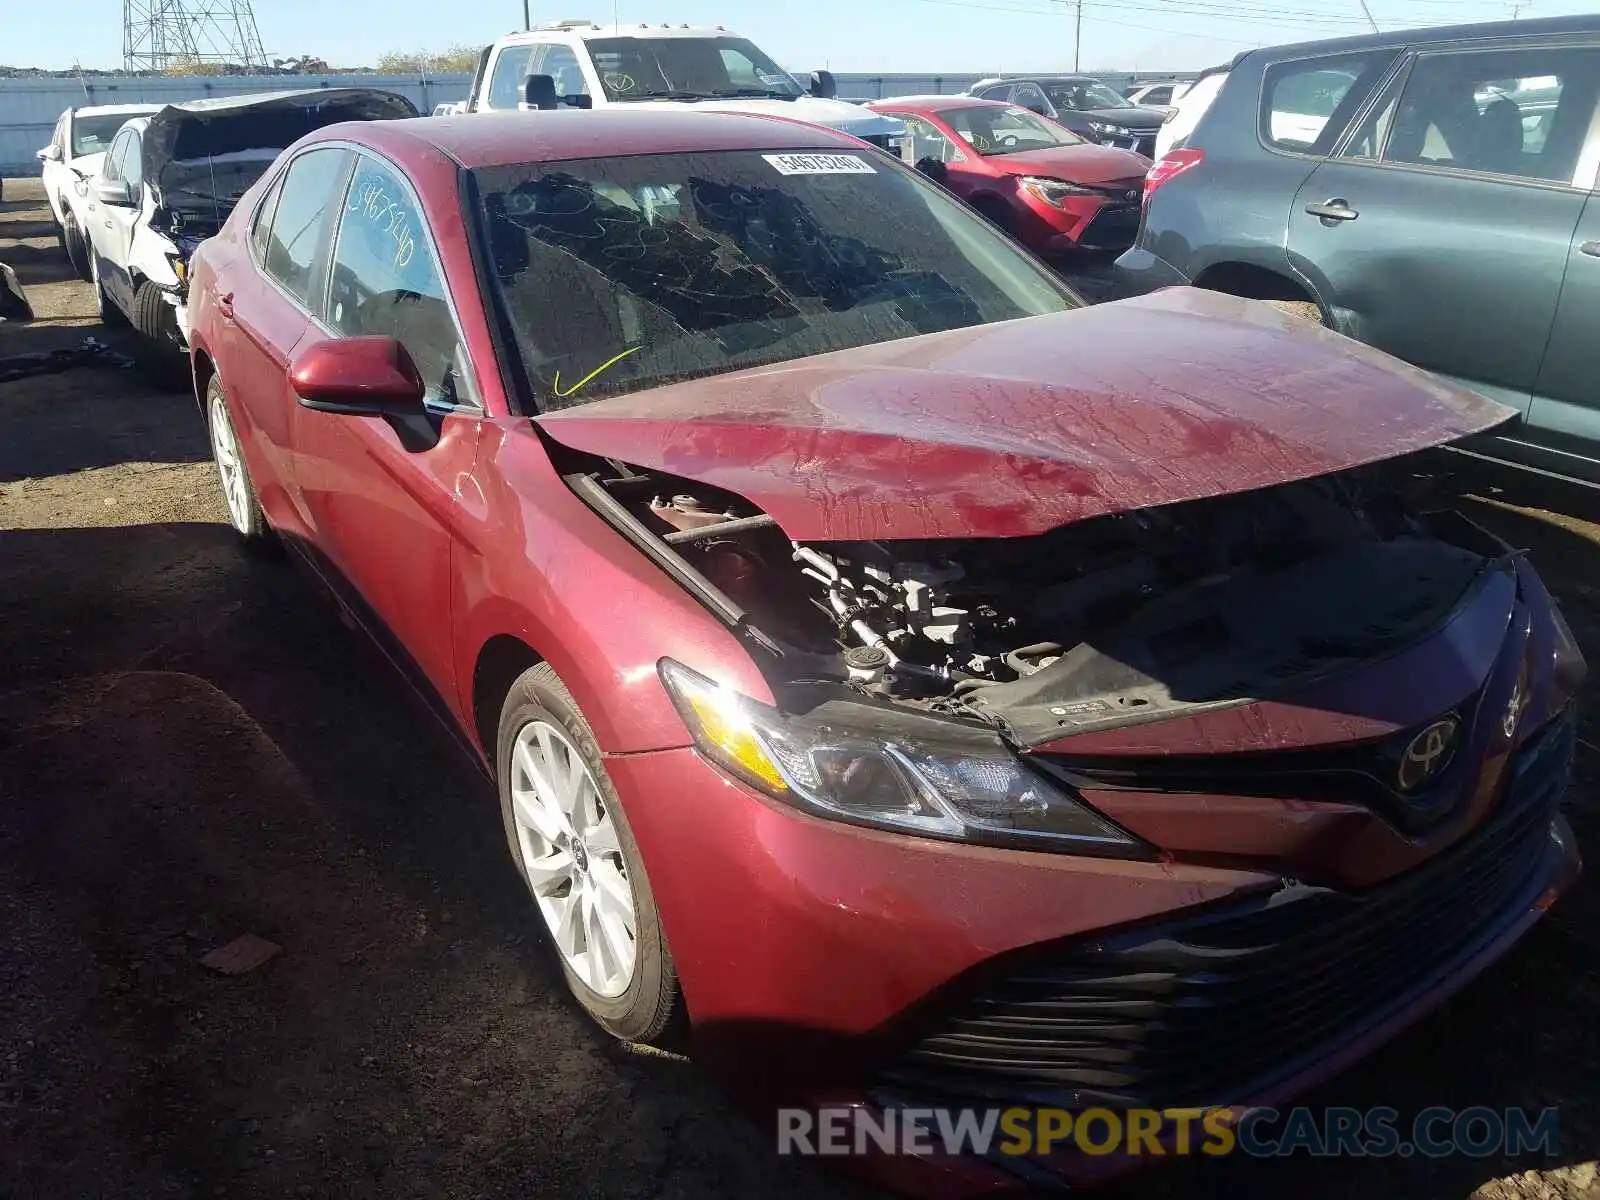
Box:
[1142, 148, 1204, 212]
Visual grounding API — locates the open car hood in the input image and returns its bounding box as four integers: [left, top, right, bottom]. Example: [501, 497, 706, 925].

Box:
[536, 288, 1514, 542]
[144, 88, 416, 203]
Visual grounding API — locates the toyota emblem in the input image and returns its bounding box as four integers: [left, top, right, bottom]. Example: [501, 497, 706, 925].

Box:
[1397, 717, 1461, 792]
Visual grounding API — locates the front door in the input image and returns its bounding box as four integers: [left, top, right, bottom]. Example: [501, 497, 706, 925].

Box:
[290, 151, 484, 713]
[88, 129, 142, 313]
[1287, 41, 1600, 413]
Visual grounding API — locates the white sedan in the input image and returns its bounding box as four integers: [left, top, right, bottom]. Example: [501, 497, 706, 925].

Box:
[37, 103, 159, 280]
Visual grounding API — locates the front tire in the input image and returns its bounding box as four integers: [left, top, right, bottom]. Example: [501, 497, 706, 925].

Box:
[131, 280, 188, 390]
[497, 663, 681, 1044]
[61, 216, 90, 282]
[91, 253, 128, 328]
[206, 377, 270, 544]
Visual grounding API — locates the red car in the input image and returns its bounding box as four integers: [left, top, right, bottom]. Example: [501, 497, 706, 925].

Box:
[188, 109, 1581, 1195]
[866, 95, 1149, 253]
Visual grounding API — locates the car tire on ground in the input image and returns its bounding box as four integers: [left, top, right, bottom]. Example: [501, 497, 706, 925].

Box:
[131, 280, 189, 390]
[972, 196, 1016, 236]
[60, 215, 90, 281]
[496, 662, 682, 1045]
[91, 253, 128, 328]
[205, 376, 271, 544]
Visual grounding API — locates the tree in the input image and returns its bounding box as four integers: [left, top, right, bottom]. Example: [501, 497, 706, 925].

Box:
[375, 45, 480, 75]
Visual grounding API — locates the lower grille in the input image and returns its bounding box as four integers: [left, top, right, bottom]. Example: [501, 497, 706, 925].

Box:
[1077, 204, 1142, 250]
[879, 714, 1574, 1111]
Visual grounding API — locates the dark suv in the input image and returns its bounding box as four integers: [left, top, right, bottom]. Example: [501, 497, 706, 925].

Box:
[968, 75, 1166, 156]
[1116, 15, 1600, 484]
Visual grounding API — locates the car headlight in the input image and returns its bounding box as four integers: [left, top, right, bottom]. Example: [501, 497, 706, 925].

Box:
[659, 659, 1141, 853]
[1020, 175, 1096, 207]
[1088, 120, 1121, 137]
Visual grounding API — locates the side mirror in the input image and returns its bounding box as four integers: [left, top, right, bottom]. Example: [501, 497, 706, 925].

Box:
[519, 73, 559, 111]
[289, 337, 425, 416]
[37, 145, 62, 163]
[809, 70, 837, 100]
[93, 178, 134, 207]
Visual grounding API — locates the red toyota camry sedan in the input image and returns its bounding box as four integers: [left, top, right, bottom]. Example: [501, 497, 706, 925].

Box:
[188, 109, 1581, 1195]
[866, 95, 1149, 253]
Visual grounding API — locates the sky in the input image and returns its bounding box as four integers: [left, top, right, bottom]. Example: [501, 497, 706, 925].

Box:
[10, 0, 1590, 75]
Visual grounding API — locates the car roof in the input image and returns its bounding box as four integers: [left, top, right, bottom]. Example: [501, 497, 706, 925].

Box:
[1240, 11, 1600, 60]
[495, 23, 743, 41]
[972, 75, 1100, 87]
[326, 108, 873, 171]
[70, 103, 160, 119]
[869, 94, 1009, 111]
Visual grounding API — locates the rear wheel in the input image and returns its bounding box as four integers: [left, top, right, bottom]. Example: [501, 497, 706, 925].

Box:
[497, 663, 681, 1044]
[972, 195, 1016, 236]
[206, 376, 270, 544]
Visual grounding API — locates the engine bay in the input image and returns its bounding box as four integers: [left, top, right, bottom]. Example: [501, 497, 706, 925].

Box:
[586, 453, 1504, 741]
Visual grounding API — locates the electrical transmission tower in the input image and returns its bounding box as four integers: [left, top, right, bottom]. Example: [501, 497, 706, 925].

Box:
[122, 0, 269, 71]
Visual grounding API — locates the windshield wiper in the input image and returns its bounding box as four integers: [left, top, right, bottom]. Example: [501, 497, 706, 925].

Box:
[612, 90, 713, 102]
[708, 87, 797, 100]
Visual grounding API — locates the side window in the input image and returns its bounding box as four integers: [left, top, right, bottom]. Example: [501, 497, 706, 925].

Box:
[122, 134, 144, 192]
[1012, 82, 1050, 114]
[1144, 86, 1174, 105]
[263, 147, 352, 307]
[487, 44, 536, 109]
[100, 131, 129, 183]
[532, 43, 589, 100]
[1375, 48, 1600, 184]
[718, 46, 763, 88]
[1262, 51, 1395, 154]
[897, 115, 964, 165]
[328, 156, 471, 408]
[975, 83, 1014, 102]
[250, 174, 285, 263]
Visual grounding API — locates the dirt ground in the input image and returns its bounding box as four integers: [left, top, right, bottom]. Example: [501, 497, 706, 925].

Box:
[2, 176, 1599, 1200]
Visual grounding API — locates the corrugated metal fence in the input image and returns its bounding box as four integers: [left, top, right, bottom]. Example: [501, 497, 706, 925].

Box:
[0, 68, 1166, 175]
[0, 73, 472, 174]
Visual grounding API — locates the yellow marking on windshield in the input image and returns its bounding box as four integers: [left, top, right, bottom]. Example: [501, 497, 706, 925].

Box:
[552, 346, 643, 398]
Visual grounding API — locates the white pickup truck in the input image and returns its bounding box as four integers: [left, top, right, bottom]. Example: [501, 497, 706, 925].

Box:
[443, 21, 904, 150]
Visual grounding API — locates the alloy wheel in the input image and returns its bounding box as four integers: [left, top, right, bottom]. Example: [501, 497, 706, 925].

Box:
[209, 392, 252, 534]
[509, 719, 638, 997]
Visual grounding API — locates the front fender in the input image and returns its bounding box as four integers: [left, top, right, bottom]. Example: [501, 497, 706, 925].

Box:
[452, 420, 777, 758]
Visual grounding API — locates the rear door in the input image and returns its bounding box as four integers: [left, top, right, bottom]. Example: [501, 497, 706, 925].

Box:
[223, 146, 353, 531]
[1286, 40, 1600, 413]
[290, 150, 484, 710]
[1525, 157, 1600, 472]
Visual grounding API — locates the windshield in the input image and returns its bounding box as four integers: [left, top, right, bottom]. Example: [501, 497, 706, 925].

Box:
[939, 105, 1082, 154]
[585, 36, 803, 101]
[473, 149, 1078, 408]
[1044, 80, 1133, 111]
[72, 113, 137, 158]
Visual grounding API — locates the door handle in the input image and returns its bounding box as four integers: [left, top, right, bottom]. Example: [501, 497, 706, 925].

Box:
[216, 291, 234, 319]
[1305, 199, 1359, 222]
[1581, 240, 1600, 257]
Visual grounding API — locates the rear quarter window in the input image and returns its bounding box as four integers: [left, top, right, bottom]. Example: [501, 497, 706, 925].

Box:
[1260, 51, 1398, 155]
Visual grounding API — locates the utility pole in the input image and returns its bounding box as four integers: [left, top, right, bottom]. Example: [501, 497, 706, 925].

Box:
[1074, 0, 1083, 71]
[523, 0, 531, 30]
